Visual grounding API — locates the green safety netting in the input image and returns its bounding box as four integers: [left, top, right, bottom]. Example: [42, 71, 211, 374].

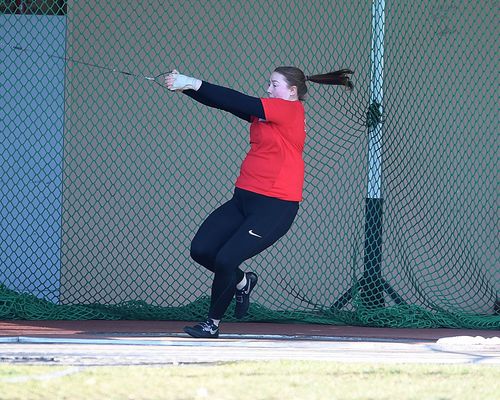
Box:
[1, 0, 498, 329]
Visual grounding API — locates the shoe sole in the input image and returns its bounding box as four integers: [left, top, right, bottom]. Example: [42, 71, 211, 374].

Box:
[183, 326, 219, 339]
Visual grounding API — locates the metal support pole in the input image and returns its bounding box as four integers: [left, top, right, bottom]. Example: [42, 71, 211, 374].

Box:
[332, 0, 404, 311]
[367, 0, 385, 201]
[361, 0, 386, 308]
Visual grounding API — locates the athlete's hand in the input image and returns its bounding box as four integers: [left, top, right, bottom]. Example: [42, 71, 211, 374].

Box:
[165, 70, 202, 91]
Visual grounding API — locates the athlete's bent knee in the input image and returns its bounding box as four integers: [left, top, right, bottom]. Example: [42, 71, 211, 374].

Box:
[213, 252, 238, 277]
[190, 239, 215, 271]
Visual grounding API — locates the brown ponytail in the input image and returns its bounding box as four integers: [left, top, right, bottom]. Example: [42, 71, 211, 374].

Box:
[274, 66, 354, 101]
[306, 69, 354, 90]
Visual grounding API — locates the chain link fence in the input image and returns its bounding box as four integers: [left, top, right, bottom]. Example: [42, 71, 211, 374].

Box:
[1, 0, 498, 329]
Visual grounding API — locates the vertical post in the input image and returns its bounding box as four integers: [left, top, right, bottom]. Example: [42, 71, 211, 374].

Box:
[361, 0, 385, 308]
[368, 0, 385, 199]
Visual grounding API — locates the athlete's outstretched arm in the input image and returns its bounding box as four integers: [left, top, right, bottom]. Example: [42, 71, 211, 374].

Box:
[166, 71, 265, 122]
[184, 82, 264, 122]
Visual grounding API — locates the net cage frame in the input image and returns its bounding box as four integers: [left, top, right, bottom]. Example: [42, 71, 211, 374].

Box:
[0, 0, 498, 329]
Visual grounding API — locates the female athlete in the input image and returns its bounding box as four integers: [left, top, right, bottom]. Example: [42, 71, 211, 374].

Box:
[166, 67, 353, 338]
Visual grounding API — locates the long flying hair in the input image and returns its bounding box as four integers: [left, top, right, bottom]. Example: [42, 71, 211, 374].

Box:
[274, 66, 354, 100]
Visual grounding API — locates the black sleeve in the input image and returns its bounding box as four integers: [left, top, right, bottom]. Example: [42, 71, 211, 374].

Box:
[183, 81, 265, 122]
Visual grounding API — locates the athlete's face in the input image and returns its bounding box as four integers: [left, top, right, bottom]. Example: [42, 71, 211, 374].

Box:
[267, 72, 298, 101]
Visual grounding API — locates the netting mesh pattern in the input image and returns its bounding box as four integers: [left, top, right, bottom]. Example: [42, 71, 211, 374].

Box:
[0, 0, 498, 329]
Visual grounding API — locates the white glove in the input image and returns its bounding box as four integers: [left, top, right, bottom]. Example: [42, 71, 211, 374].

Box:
[165, 70, 202, 91]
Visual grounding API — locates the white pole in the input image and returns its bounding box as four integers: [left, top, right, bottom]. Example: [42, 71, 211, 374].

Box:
[367, 0, 385, 199]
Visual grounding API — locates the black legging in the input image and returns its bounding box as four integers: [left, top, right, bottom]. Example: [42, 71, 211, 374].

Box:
[191, 188, 299, 320]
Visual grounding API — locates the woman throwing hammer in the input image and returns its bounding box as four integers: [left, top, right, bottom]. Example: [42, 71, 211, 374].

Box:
[166, 66, 353, 338]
